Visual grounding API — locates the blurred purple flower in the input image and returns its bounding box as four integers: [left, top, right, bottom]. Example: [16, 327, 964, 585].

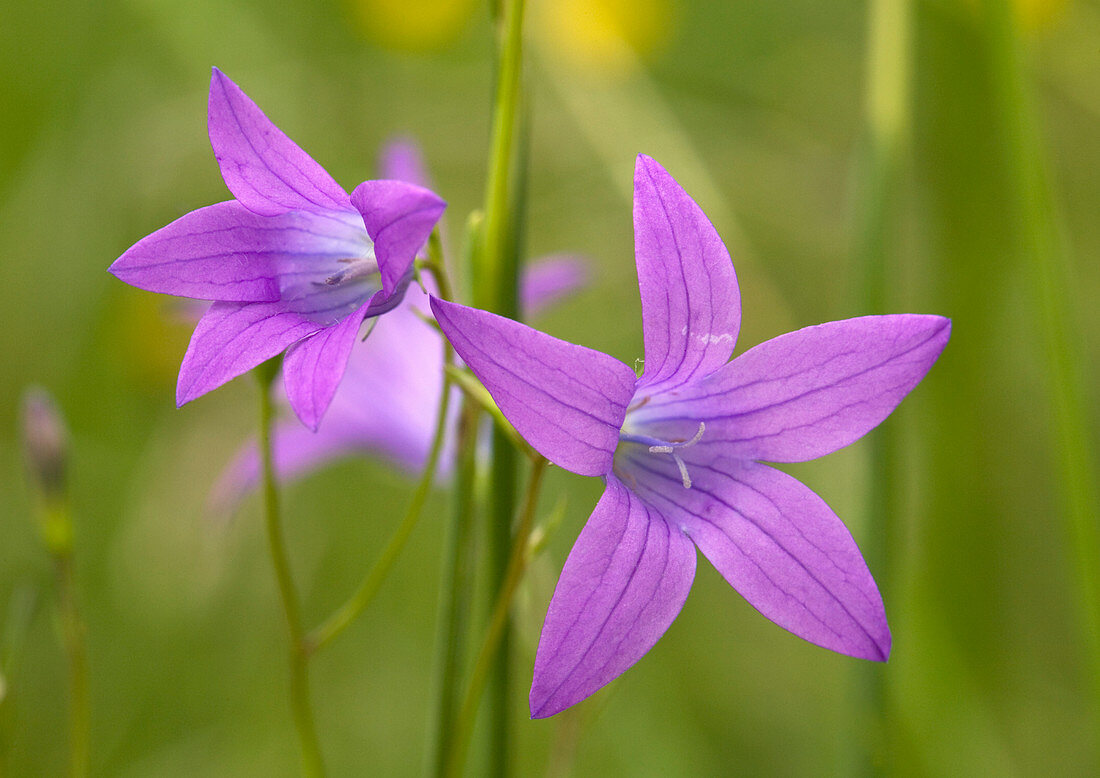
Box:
[110, 69, 446, 430]
[210, 139, 586, 511]
[431, 154, 951, 718]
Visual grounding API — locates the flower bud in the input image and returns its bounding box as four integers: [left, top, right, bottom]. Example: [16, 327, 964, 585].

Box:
[21, 387, 68, 501]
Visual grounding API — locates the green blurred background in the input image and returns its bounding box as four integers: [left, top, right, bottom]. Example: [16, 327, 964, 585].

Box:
[3, 0, 1099, 774]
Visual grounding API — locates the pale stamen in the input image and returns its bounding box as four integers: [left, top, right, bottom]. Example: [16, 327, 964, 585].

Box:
[315, 257, 379, 287]
[619, 421, 705, 490]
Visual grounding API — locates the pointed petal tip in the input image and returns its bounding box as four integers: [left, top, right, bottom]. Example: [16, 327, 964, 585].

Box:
[528, 693, 560, 720]
[633, 153, 671, 183]
[209, 66, 230, 97]
[175, 378, 197, 408]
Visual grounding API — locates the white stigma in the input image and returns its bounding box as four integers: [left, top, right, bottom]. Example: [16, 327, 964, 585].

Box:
[647, 422, 705, 490]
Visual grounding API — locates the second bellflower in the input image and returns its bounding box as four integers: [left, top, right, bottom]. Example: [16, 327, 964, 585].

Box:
[110, 69, 446, 429]
[431, 155, 950, 718]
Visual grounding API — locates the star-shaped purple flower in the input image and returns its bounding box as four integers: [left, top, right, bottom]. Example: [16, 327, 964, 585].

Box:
[109, 69, 446, 429]
[430, 155, 950, 718]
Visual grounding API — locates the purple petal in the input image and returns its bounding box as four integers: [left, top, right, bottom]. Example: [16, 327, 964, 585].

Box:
[282, 300, 373, 431]
[111, 202, 371, 303]
[633, 155, 740, 391]
[633, 315, 951, 463]
[208, 68, 349, 217]
[530, 477, 696, 718]
[377, 137, 431, 188]
[625, 453, 889, 661]
[177, 301, 322, 405]
[430, 298, 636, 477]
[520, 256, 587, 317]
[350, 179, 446, 297]
[209, 422, 363, 515]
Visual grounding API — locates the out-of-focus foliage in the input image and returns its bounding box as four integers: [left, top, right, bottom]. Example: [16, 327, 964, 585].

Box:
[2, 0, 1098, 775]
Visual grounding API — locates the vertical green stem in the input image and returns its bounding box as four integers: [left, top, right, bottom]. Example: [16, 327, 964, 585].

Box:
[430, 403, 481, 777]
[476, 0, 527, 312]
[256, 363, 324, 777]
[446, 457, 548, 778]
[852, 0, 911, 772]
[476, 2, 528, 775]
[984, 0, 1100, 751]
[50, 511, 88, 778]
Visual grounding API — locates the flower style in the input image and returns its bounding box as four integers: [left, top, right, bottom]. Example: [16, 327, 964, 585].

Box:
[210, 140, 586, 509]
[430, 155, 951, 718]
[109, 69, 446, 430]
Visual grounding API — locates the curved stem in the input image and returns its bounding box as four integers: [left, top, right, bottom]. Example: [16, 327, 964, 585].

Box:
[305, 335, 455, 655]
[256, 363, 324, 777]
[445, 456, 548, 778]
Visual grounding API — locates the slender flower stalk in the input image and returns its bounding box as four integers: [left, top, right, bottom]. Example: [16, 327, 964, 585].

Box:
[477, 0, 527, 312]
[446, 456, 548, 778]
[256, 361, 324, 777]
[54, 545, 88, 778]
[477, 2, 528, 774]
[303, 371, 453, 654]
[984, 0, 1100, 745]
[852, 0, 912, 771]
[430, 402, 481, 778]
[21, 389, 88, 778]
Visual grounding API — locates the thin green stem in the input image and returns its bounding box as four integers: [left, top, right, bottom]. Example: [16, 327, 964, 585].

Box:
[256, 363, 324, 777]
[474, 2, 528, 773]
[305, 330, 455, 655]
[984, 0, 1100, 752]
[51, 514, 88, 778]
[429, 402, 481, 777]
[851, 0, 911, 772]
[445, 456, 548, 778]
[484, 432, 516, 778]
[476, 0, 526, 312]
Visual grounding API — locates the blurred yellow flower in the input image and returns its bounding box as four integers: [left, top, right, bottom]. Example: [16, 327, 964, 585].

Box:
[1015, 0, 1068, 31]
[531, 0, 673, 77]
[345, 0, 478, 51]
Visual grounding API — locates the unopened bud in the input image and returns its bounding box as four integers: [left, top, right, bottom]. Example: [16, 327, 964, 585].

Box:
[21, 387, 68, 500]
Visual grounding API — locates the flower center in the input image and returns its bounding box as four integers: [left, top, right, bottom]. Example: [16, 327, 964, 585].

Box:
[316, 255, 380, 287]
[618, 420, 705, 489]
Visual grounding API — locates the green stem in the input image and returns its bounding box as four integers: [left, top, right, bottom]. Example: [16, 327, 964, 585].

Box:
[256, 363, 324, 777]
[476, 3, 528, 774]
[484, 433, 516, 778]
[51, 515, 88, 778]
[305, 326, 455, 655]
[429, 403, 481, 777]
[445, 457, 547, 778]
[476, 0, 527, 313]
[984, 0, 1100, 749]
[852, 0, 911, 772]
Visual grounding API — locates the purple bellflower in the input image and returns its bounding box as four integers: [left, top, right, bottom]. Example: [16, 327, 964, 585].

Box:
[210, 139, 585, 509]
[430, 155, 950, 718]
[109, 69, 446, 430]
